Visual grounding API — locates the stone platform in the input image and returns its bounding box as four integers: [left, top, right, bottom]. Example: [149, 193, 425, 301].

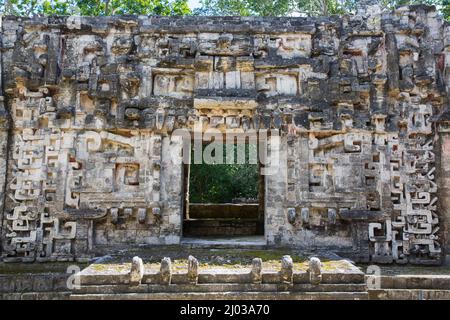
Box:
[71, 254, 368, 300]
[1, 251, 450, 300]
[181, 236, 267, 248]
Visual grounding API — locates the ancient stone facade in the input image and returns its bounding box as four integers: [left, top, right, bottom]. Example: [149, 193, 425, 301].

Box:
[0, 2, 449, 264]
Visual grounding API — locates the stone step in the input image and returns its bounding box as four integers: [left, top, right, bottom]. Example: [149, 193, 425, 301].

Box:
[77, 255, 365, 289]
[183, 219, 261, 237]
[0, 292, 71, 300]
[374, 275, 450, 290]
[369, 289, 450, 300]
[181, 244, 269, 250]
[0, 273, 70, 293]
[70, 291, 369, 300]
[78, 269, 365, 286]
[180, 237, 268, 249]
[74, 283, 367, 294]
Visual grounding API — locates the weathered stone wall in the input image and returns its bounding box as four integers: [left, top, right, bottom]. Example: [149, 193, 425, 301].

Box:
[0, 16, 10, 264]
[0, 116, 8, 261]
[0, 2, 449, 264]
[438, 23, 450, 255]
[264, 3, 449, 264]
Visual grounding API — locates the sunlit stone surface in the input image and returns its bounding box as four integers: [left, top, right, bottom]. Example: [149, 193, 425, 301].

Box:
[0, 2, 449, 265]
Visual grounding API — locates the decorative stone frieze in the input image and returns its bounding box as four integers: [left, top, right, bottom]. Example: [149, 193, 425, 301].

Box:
[0, 3, 449, 264]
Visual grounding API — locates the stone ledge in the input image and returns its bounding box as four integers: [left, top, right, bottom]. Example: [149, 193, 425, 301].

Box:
[368, 289, 450, 300]
[70, 291, 368, 300]
[0, 273, 69, 293]
[372, 275, 450, 290]
[77, 256, 364, 286]
[74, 283, 367, 294]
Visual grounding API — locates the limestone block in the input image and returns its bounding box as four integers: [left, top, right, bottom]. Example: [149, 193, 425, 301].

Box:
[256, 73, 298, 97]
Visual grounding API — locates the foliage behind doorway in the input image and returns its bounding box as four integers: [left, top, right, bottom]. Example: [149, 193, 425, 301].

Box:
[189, 143, 259, 203]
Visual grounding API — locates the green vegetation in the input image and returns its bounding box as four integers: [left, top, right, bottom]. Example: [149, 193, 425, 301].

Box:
[189, 143, 259, 204]
[1, 0, 191, 16]
[1, 0, 448, 20]
[194, 0, 450, 21]
[193, 0, 293, 16]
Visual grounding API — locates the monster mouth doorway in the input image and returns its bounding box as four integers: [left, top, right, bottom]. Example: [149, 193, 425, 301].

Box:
[182, 137, 265, 239]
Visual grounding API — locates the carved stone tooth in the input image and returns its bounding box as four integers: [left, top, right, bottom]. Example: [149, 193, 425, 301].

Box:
[250, 258, 262, 284]
[309, 257, 322, 285]
[287, 208, 297, 225]
[160, 257, 172, 285]
[187, 255, 198, 284]
[110, 208, 119, 224]
[280, 255, 293, 284]
[137, 208, 147, 224]
[129, 256, 144, 286]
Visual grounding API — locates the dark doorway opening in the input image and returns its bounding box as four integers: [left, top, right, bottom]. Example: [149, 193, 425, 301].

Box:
[183, 141, 264, 238]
